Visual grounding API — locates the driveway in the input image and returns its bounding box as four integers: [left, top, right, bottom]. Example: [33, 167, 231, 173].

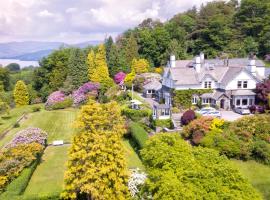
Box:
[220, 111, 244, 121]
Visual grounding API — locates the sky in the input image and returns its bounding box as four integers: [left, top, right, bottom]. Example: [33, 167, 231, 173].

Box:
[0, 0, 213, 44]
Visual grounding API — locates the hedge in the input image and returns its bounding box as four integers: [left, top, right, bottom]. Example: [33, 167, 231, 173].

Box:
[129, 122, 148, 149]
[122, 108, 151, 121]
[0, 159, 39, 199]
[152, 119, 174, 129]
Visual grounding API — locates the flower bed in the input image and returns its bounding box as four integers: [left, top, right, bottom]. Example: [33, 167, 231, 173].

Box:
[0, 128, 48, 193]
[45, 91, 67, 110]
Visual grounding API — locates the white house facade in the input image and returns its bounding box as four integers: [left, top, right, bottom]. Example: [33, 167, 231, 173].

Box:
[161, 53, 270, 110]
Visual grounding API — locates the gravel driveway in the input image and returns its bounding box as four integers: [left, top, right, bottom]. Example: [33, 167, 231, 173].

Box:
[220, 111, 245, 121]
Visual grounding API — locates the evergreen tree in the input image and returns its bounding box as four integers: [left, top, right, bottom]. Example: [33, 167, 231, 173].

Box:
[13, 80, 29, 106]
[124, 34, 139, 66]
[89, 44, 111, 83]
[67, 48, 88, 89]
[87, 50, 96, 81]
[62, 101, 130, 199]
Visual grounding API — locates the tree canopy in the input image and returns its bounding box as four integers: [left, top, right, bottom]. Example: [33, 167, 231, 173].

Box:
[140, 133, 262, 200]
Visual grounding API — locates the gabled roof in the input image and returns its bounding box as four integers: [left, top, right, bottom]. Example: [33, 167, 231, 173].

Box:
[206, 58, 265, 67]
[169, 67, 198, 85]
[143, 80, 162, 90]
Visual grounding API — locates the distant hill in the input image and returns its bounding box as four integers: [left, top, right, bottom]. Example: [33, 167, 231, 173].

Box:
[0, 40, 101, 61]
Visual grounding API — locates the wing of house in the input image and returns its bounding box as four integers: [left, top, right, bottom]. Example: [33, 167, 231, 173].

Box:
[161, 53, 268, 110]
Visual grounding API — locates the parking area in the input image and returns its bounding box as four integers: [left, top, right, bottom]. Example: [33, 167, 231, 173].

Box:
[220, 110, 245, 121]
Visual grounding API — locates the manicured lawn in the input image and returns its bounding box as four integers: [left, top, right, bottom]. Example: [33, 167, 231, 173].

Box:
[22, 145, 69, 199]
[122, 139, 144, 170]
[0, 108, 78, 148]
[231, 160, 270, 200]
[0, 105, 38, 136]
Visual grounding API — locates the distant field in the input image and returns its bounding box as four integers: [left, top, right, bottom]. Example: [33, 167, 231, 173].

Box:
[22, 145, 69, 199]
[231, 160, 270, 200]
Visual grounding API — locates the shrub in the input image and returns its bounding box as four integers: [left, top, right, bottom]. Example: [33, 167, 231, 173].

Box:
[0, 159, 39, 198]
[45, 91, 66, 110]
[50, 98, 73, 110]
[182, 117, 214, 144]
[0, 143, 44, 192]
[72, 82, 99, 106]
[1, 115, 11, 120]
[171, 107, 180, 113]
[122, 108, 150, 121]
[32, 106, 41, 112]
[114, 72, 126, 84]
[152, 119, 174, 129]
[129, 122, 148, 149]
[13, 122, 20, 128]
[181, 109, 196, 125]
[252, 140, 270, 165]
[5, 127, 47, 149]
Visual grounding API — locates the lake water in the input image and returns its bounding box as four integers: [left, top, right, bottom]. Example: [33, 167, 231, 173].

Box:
[0, 59, 39, 68]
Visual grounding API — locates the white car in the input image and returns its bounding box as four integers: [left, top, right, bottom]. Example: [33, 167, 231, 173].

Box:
[234, 107, 251, 115]
[202, 110, 221, 118]
[196, 107, 217, 115]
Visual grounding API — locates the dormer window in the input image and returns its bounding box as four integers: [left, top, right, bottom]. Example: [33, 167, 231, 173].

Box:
[243, 81, 248, 88]
[204, 81, 212, 88]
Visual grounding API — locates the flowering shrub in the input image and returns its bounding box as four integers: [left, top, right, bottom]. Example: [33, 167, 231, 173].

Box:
[128, 168, 147, 197]
[72, 82, 99, 106]
[114, 72, 126, 85]
[45, 91, 67, 110]
[0, 143, 44, 192]
[5, 127, 47, 149]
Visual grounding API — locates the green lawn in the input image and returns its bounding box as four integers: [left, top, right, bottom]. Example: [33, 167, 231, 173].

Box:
[22, 145, 69, 199]
[231, 160, 270, 200]
[0, 108, 78, 148]
[0, 105, 38, 136]
[122, 139, 144, 170]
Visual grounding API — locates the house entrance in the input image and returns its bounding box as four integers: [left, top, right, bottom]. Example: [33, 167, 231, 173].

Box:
[220, 99, 225, 109]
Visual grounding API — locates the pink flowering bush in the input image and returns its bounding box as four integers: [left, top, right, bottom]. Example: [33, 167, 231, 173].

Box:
[5, 127, 47, 148]
[114, 72, 126, 84]
[72, 82, 99, 106]
[45, 91, 66, 109]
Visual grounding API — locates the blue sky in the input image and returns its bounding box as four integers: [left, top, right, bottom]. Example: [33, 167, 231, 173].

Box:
[0, 0, 212, 43]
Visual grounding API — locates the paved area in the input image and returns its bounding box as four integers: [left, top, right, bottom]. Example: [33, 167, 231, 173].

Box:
[220, 111, 245, 121]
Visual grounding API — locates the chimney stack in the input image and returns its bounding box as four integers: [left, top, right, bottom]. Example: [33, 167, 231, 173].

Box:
[247, 54, 256, 76]
[170, 55, 176, 68]
[200, 52, 205, 64]
[194, 55, 201, 73]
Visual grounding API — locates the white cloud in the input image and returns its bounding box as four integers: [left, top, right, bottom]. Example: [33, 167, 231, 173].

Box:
[0, 0, 213, 43]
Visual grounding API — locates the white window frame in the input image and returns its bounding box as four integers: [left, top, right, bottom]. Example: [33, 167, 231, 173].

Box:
[204, 81, 212, 89]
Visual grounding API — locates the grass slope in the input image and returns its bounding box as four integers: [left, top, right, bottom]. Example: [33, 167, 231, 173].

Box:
[0, 108, 78, 148]
[22, 145, 69, 199]
[231, 160, 270, 200]
[122, 139, 144, 170]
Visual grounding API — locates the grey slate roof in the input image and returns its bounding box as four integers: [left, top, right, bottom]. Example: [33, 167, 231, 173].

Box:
[169, 67, 198, 85]
[206, 58, 265, 67]
[143, 80, 162, 90]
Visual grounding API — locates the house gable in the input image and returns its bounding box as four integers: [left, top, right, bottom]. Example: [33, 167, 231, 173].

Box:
[225, 70, 258, 90]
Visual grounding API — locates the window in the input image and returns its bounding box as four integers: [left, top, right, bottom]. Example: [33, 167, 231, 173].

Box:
[237, 81, 248, 89]
[192, 97, 197, 104]
[249, 99, 254, 105]
[242, 99, 248, 106]
[237, 81, 242, 88]
[243, 81, 248, 88]
[236, 99, 241, 106]
[204, 81, 212, 88]
[165, 109, 170, 115]
[202, 98, 211, 104]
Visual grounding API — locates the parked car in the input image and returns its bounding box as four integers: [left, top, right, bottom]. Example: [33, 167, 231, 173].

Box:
[196, 107, 216, 115]
[248, 105, 265, 114]
[202, 110, 221, 118]
[234, 107, 251, 115]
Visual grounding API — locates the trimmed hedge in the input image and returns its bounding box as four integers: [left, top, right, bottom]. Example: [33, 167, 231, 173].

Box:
[152, 119, 174, 129]
[50, 98, 73, 110]
[129, 122, 148, 149]
[0, 159, 39, 198]
[122, 108, 150, 121]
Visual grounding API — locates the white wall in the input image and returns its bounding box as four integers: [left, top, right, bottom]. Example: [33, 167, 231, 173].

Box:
[225, 71, 257, 90]
[200, 75, 218, 89]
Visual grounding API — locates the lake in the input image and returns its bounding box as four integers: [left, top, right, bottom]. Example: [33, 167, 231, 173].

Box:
[0, 59, 39, 68]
